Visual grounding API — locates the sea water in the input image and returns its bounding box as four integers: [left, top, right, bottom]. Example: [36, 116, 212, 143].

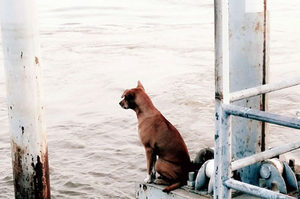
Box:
[0, 0, 299, 198]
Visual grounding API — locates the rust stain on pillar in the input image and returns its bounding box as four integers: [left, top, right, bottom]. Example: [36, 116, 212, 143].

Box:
[12, 141, 50, 199]
[35, 57, 39, 66]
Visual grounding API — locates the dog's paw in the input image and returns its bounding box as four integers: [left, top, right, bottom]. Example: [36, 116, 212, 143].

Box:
[144, 174, 155, 183]
[144, 174, 151, 183]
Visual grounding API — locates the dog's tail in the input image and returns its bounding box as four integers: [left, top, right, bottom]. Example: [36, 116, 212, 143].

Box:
[162, 182, 181, 193]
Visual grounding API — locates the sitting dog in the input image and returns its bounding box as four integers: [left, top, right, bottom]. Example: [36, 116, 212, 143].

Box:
[119, 81, 191, 192]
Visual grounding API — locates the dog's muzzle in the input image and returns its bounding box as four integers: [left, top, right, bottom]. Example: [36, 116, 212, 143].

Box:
[119, 100, 129, 109]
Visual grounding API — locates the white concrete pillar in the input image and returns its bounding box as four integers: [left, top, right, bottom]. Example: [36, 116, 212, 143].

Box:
[0, 0, 51, 198]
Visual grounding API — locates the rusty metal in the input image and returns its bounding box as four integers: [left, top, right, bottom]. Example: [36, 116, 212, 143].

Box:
[0, 0, 51, 198]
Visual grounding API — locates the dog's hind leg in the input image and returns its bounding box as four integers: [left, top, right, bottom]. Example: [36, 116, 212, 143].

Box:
[154, 158, 182, 182]
[155, 159, 187, 192]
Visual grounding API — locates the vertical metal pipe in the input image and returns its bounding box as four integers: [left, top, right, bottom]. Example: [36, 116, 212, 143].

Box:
[0, 1, 51, 198]
[262, 0, 270, 152]
[214, 0, 231, 198]
[214, 0, 223, 197]
[221, 0, 230, 105]
[220, 111, 232, 198]
[214, 104, 222, 198]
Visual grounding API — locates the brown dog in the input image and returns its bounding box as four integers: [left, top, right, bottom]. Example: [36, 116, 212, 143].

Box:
[119, 81, 191, 192]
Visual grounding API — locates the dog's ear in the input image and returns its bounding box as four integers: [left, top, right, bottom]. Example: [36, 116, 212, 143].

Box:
[137, 81, 145, 91]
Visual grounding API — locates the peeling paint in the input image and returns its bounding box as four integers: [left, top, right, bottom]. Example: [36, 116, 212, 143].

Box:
[215, 134, 219, 140]
[143, 184, 147, 191]
[215, 92, 223, 100]
[215, 112, 219, 120]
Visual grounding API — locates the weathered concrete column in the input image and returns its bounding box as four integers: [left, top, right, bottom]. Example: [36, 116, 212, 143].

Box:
[0, 0, 51, 198]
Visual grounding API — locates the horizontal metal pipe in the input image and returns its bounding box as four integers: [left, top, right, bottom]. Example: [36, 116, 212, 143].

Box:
[231, 139, 300, 171]
[223, 104, 300, 130]
[230, 76, 300, 102]
[224, 104, 300, 171]
[224, 179, 295, 199]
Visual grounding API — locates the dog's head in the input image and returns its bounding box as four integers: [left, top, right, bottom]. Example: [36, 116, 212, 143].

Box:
[119, 81, 145, 111]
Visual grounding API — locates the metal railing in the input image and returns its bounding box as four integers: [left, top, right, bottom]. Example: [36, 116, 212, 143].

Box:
[215, 82, 300, 198]
[214, 0, 300, 198]
[214, 82, 300, 198]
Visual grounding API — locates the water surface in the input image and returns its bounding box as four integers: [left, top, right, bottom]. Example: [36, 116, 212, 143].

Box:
[0, 0, 300, 198]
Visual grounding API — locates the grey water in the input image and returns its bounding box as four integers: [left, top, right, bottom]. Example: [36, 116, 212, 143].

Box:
[0, 0, 300, 198]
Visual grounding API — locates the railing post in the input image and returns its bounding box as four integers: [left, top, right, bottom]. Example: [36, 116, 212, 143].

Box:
[214, 0, 231, 197]
[0, 0, 51, 198]
[214, 0, 227, 197]
[220, 110, 232, 198]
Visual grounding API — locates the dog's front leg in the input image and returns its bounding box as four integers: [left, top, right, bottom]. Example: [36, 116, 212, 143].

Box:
[144, 146, 156, 183]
